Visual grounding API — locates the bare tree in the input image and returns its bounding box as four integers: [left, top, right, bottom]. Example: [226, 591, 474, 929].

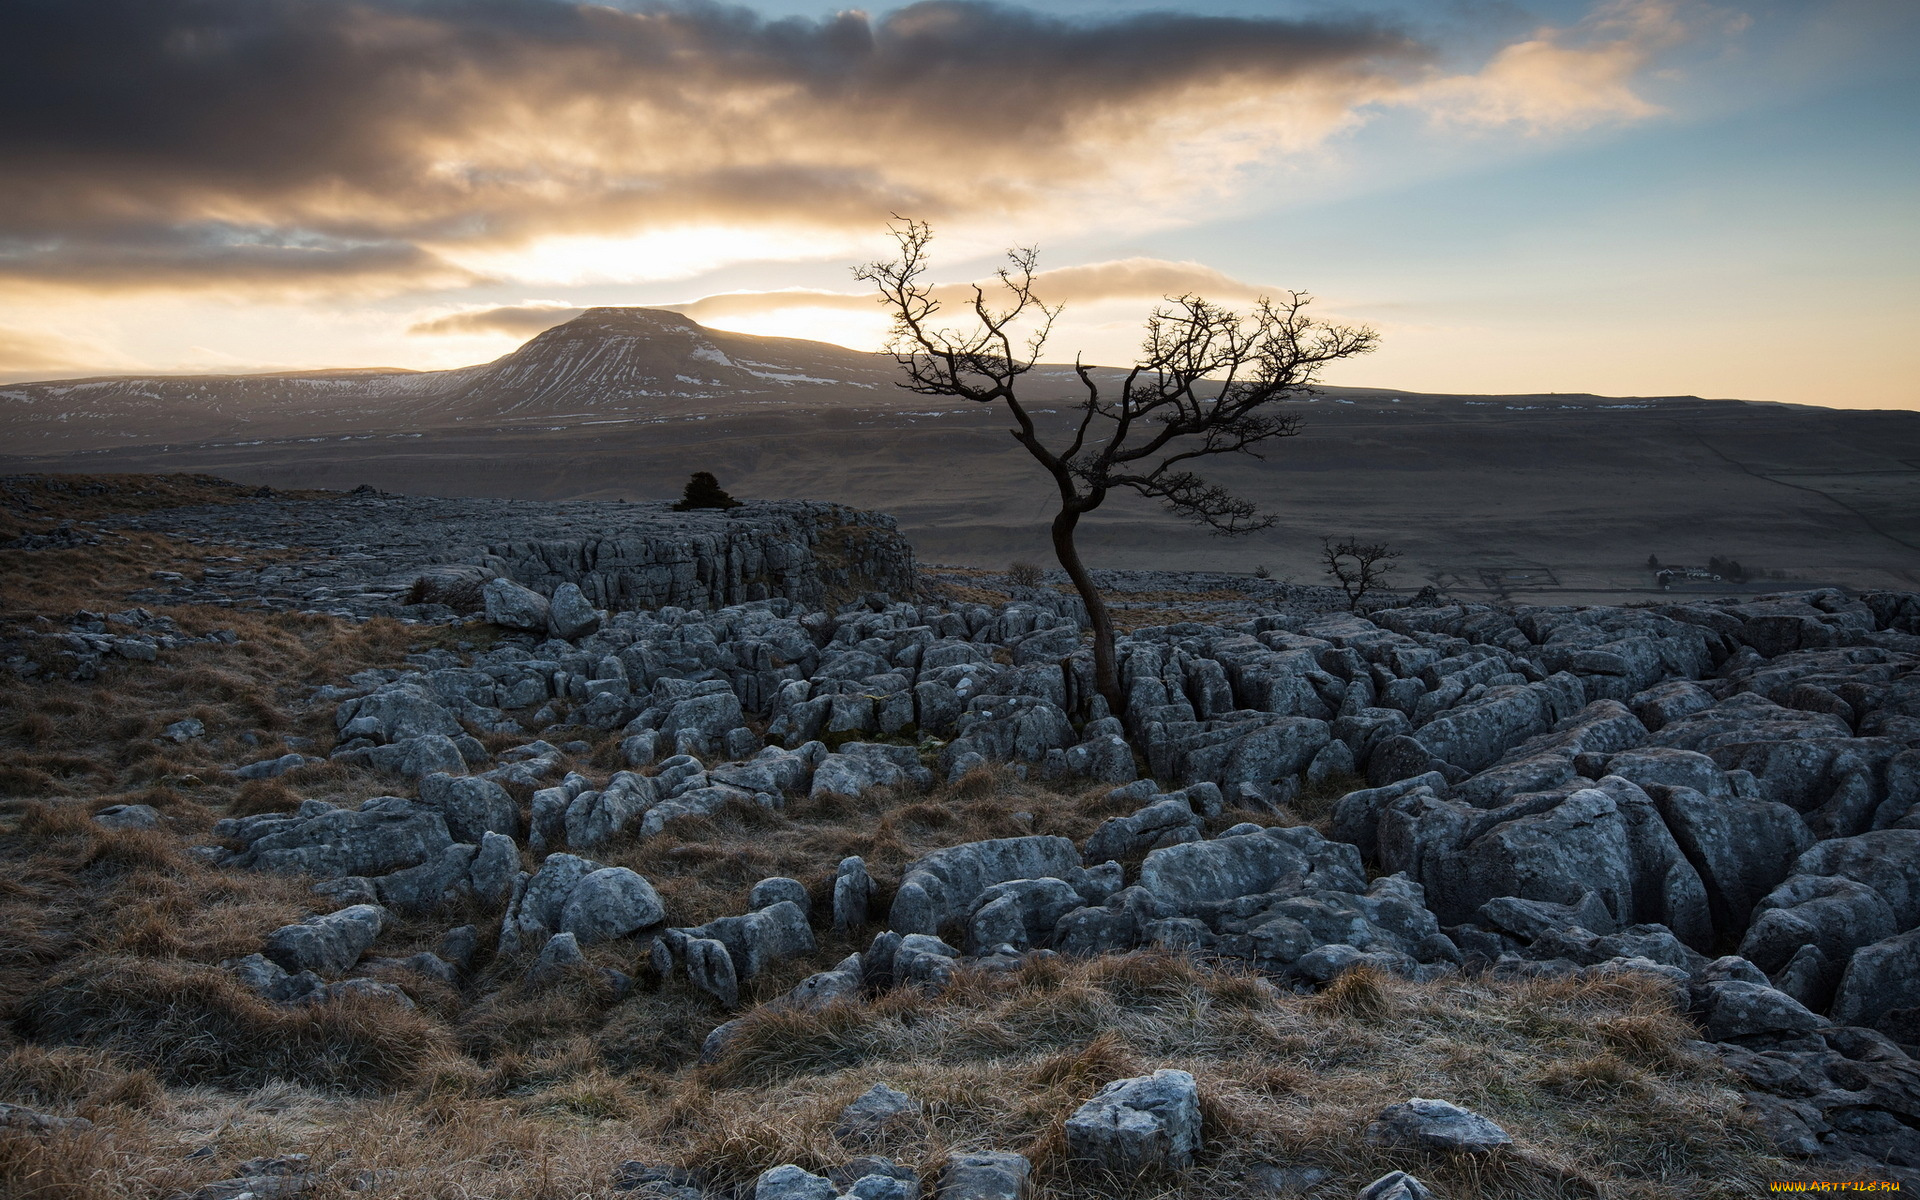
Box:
[1322, 535, 1400, 611]
[857, 219, 1378, 716]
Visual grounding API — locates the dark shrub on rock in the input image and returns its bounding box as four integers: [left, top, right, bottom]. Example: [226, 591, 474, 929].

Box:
[672, 472, 743, 511]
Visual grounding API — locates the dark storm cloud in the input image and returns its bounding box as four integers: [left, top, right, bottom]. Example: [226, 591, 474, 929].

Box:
[0, 0, 1429, 290]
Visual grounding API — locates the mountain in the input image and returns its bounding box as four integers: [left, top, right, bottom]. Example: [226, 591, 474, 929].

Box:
[0, 308, 905, 452]
[434, 307, 900, 417]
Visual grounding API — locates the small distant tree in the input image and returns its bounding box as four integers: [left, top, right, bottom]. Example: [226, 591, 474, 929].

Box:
[1646, 553, 1660, 570]
[1323, 535, 1399, 611]
[859, 219, 1377, 716]
[1007, 561, 1044, 589]
[672, 471, 742, 511]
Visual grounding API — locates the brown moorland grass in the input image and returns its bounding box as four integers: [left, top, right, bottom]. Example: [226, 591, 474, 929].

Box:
[1, 698, 1809, 1199]
[2, 948, 1798, 1200]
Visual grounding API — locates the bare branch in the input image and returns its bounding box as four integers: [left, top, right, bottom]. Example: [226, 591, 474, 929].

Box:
[856, 219, 1379, 714]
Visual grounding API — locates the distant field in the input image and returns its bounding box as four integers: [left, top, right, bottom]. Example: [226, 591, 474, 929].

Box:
[6, 387, 1918, 605]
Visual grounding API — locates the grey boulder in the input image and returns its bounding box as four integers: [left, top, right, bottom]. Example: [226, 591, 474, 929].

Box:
[1363, 1098, 1512, 1153]
[559, 867, 666, 945]
[335, 686, 463, 744]
[813, 742, 933, 800]
[1740, 874, 1899, 979]
[483, 578, 550, 632]
[937, 1151, 1030, 1200]
[418, 772, 521, 844]
[500, 853, 665, 955]
[1137, 825, 1365, 913]
[1792, 830, 1920, 929]
[230, 752, 314, 781]
[1063, 1069, 1202, 1173]
[750, 876, 811, 915]
[372, 832, 519, 913]
[967, 878, 1084, 954]
[685, 937, 740, 1009]
[834, 856, 876, 934]
[1831, 928, 1920, 1029]
[678, 900, 816, 983]
[263, 904, 389, 976]
[547, 582, 601, 640]
[527, 930, 587, 983]
[1693, 979, 1829, 1040]
[835, 1083, 922, 1142]
[1083, 798, 1203, 863]
[1358, 1171, 1436, 1200]
[889, 836, 1087, 935]
[93, 803, 161, 830]
[754, 1164, 838, 1200]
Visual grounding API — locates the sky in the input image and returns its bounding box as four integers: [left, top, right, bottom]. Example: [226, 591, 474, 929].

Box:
[0, 0, 1914, 408]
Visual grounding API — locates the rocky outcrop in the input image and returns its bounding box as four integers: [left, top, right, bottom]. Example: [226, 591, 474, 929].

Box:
[110, 492, 919, 619]
[136, 530, 1920, 1187]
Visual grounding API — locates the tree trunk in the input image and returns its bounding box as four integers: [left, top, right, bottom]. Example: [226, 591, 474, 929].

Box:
[1049, 506, 1124, 719]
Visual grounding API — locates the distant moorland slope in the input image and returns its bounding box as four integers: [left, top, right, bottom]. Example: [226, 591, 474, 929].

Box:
[4, 308, 1917, 601]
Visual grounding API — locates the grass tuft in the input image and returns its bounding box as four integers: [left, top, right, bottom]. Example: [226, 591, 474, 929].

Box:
[1311, 964, 1394, 1020]
[19, 957, 454, 1092]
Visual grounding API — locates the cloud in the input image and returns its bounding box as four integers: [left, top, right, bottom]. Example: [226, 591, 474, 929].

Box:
[1411, 0, 1704, 131]
[409, 258, 1277, 338]
[409, 302, 584, 337]
[0, 0, 1428, 291]
[0, 223, 481, 294]
[0, 325, 121, 382]
[0, 0, 1713, 294]
[677, 259, 1270, 318]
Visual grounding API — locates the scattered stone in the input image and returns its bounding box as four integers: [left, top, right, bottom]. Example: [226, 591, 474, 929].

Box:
[1246, 1164, 1332, 1195]
[1357, 1171, 1435, 1200]
[484, 577, 551, 632]
[0, 1101, 93, 1134]
[1694, 979, 1830, 1040]
[263, 904, 389, 976]
[528, 931, 587, 982]
[1831, 928, 1920, 1029]
[754, 1164, 838, 1200]
[231, 752, 313, 780]
[226, 797, 454, 879]
[162, 717, 206, 742]
[417, 772, 520, 844]
[835, 856, 876, 934]
[1064, 1069, 1202, 1173]
[937, 1151, 1030, 1200]
[751, 876, 811, 914]
[1363, 1097, 1512, 1153]
[559, 868, 666, 945]
[836, 1083, 921, 1142]
[614, 1163, 705, 1197]
[685, 937, 740, 1009]
[93, 803, 161, 830]
[548, 581, 602, 640]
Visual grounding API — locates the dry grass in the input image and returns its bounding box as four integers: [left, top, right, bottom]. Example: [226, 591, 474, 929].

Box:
[19, 958, 454, 1092]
